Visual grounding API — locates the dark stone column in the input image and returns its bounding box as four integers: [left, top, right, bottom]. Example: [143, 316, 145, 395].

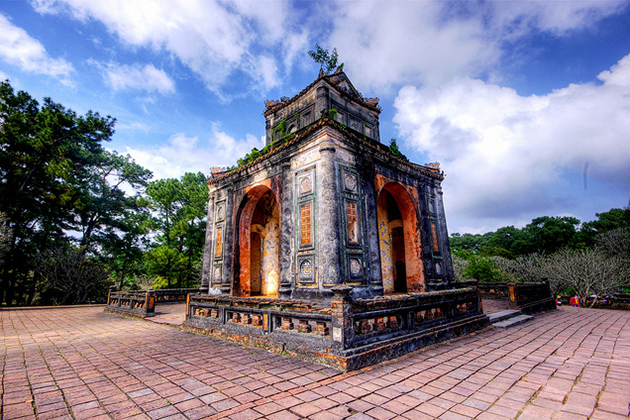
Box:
[221, 186, 234, 295]
[435, 184, 455, 281]
[363, 180, 383, 294]
[316, 85, 330, 118]
[200, 191, 215, 293]
[279, 161, 293, 298]
[318, 141, 342, 287]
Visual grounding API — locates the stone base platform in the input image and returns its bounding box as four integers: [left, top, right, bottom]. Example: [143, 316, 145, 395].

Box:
[183, 286, 490, 371]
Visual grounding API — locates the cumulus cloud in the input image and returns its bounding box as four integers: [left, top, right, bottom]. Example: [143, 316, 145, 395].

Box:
[31, 0, 306, 99]
[326, 0, 628, 92]
[100, 62, 175, 94]
[0, 13, 73, 83]
[124, 125, 263, 180]
[394, 53, 630, 230]
[489, 0, 629, 36]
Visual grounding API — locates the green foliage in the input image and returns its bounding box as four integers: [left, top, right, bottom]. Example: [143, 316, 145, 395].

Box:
[308, 44, 344, 75]
[461, 255, 504, 282]
[388, 138, 408, 161]
[236, 134, 292, 169]
[453, 206, 630, 297]
[0, 80, 120, 305]
[277, 120, 287, 137]
[327, 109, 338, 119]
[145, 172, 207, 289]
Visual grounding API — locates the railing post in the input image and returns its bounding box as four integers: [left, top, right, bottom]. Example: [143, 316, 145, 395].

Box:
[107, 285, 116, 305]
[146, 290, 156, 316]
[331, 286, 354, 350]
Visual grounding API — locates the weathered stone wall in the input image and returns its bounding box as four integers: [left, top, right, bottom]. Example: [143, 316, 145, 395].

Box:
[204, 72, 453, 300]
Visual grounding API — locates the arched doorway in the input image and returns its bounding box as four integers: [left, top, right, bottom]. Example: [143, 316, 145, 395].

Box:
[376, 183, 425, 294]
[235, 187, 280, 297]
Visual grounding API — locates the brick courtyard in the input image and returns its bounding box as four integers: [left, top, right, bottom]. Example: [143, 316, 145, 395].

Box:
[2, 304, 629, 419]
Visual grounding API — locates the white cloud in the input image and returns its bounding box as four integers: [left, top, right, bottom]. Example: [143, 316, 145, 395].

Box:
[32, 0, 302, 98]
[328, 1, 496, 92]
[101, 62, 175, 94]
[0, 13, 73, 83]
[116, 121, 151, 133]
[326, 1, 629, 92]
[394, 53, 630, 229]
[124, 125, 263, 180]
[490, 0, 628, 36]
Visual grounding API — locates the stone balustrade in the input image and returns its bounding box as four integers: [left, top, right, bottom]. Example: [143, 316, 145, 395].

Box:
[183, 286, 489, 371]
[479, 281, 556, 314]
[105, 290, 156, 317]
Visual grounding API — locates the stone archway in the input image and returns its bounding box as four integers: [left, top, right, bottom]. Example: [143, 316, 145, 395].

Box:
[234, 186, 280, 297]
[377, 183, 425, 294]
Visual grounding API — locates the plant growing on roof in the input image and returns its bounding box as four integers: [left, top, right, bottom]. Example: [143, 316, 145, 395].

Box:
[388, 138, 408, 161]
[308, 44, 344, 75]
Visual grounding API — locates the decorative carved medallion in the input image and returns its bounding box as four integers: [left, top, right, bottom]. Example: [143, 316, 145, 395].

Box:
[435, 262, 442, 275]
[344, 173, 357, 191]
[299, 176, 312, 194]
[214, 266, 221, 280]
[300, 260, 312, 277]
[350, 258, 361, 275]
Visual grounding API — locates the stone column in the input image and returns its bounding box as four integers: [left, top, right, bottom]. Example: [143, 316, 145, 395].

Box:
[363, 181, 383, 294]
[318, 141, 342, 287]
[221, 186, 234, 295]
[315, 85, 330, 118]
[435, 183, 454, 281]
[200, 191, 215, 293]
[279, 161, 293, 298]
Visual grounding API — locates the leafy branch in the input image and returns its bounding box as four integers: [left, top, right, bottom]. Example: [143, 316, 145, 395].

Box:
[308, 44, 344, 75]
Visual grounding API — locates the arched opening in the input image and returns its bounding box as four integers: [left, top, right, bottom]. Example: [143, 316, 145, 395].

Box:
[234, 187, 280, 297]
[377, 183, 425, 294]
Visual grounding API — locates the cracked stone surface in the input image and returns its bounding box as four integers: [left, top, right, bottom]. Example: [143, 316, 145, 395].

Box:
[2, 304, 629, 419]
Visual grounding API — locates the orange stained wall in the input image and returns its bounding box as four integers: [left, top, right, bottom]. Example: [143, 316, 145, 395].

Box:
[374, 175, 425, 293]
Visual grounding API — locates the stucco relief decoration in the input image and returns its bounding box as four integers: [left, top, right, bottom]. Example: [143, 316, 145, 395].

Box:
[344, 173, 357, 192]
[299, 176, 312, 195]
[216, 203, 225, 220]
[300, 260, 313, 277]
[350, 258, 361, 276]
[214, 266, 221, 280]
[435, 262, 442, 275]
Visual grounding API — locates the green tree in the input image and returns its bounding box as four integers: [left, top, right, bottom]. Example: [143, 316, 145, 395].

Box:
[100, 207, 151, 290]
[450, 233, 486, 253]
[519, 216, 581, 255]
[462, 255, 503, 283]
[145, 172, 207, 288]
[72, 151, 152, 253]
[308, 44, 344, 75]
[0, 80, 116, 305]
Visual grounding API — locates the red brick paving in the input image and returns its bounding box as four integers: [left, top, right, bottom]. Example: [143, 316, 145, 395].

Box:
[2, 304, 630, 419]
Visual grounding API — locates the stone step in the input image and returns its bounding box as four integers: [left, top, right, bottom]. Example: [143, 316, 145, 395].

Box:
[488, 309, 522, 323]
[493, 314, 534, 328]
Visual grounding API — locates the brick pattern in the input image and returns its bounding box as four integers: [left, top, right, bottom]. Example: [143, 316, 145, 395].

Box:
[2, 304, 629, 420]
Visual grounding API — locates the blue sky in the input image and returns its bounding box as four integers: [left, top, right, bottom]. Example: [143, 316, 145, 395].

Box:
[1, 0, 629, 234]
